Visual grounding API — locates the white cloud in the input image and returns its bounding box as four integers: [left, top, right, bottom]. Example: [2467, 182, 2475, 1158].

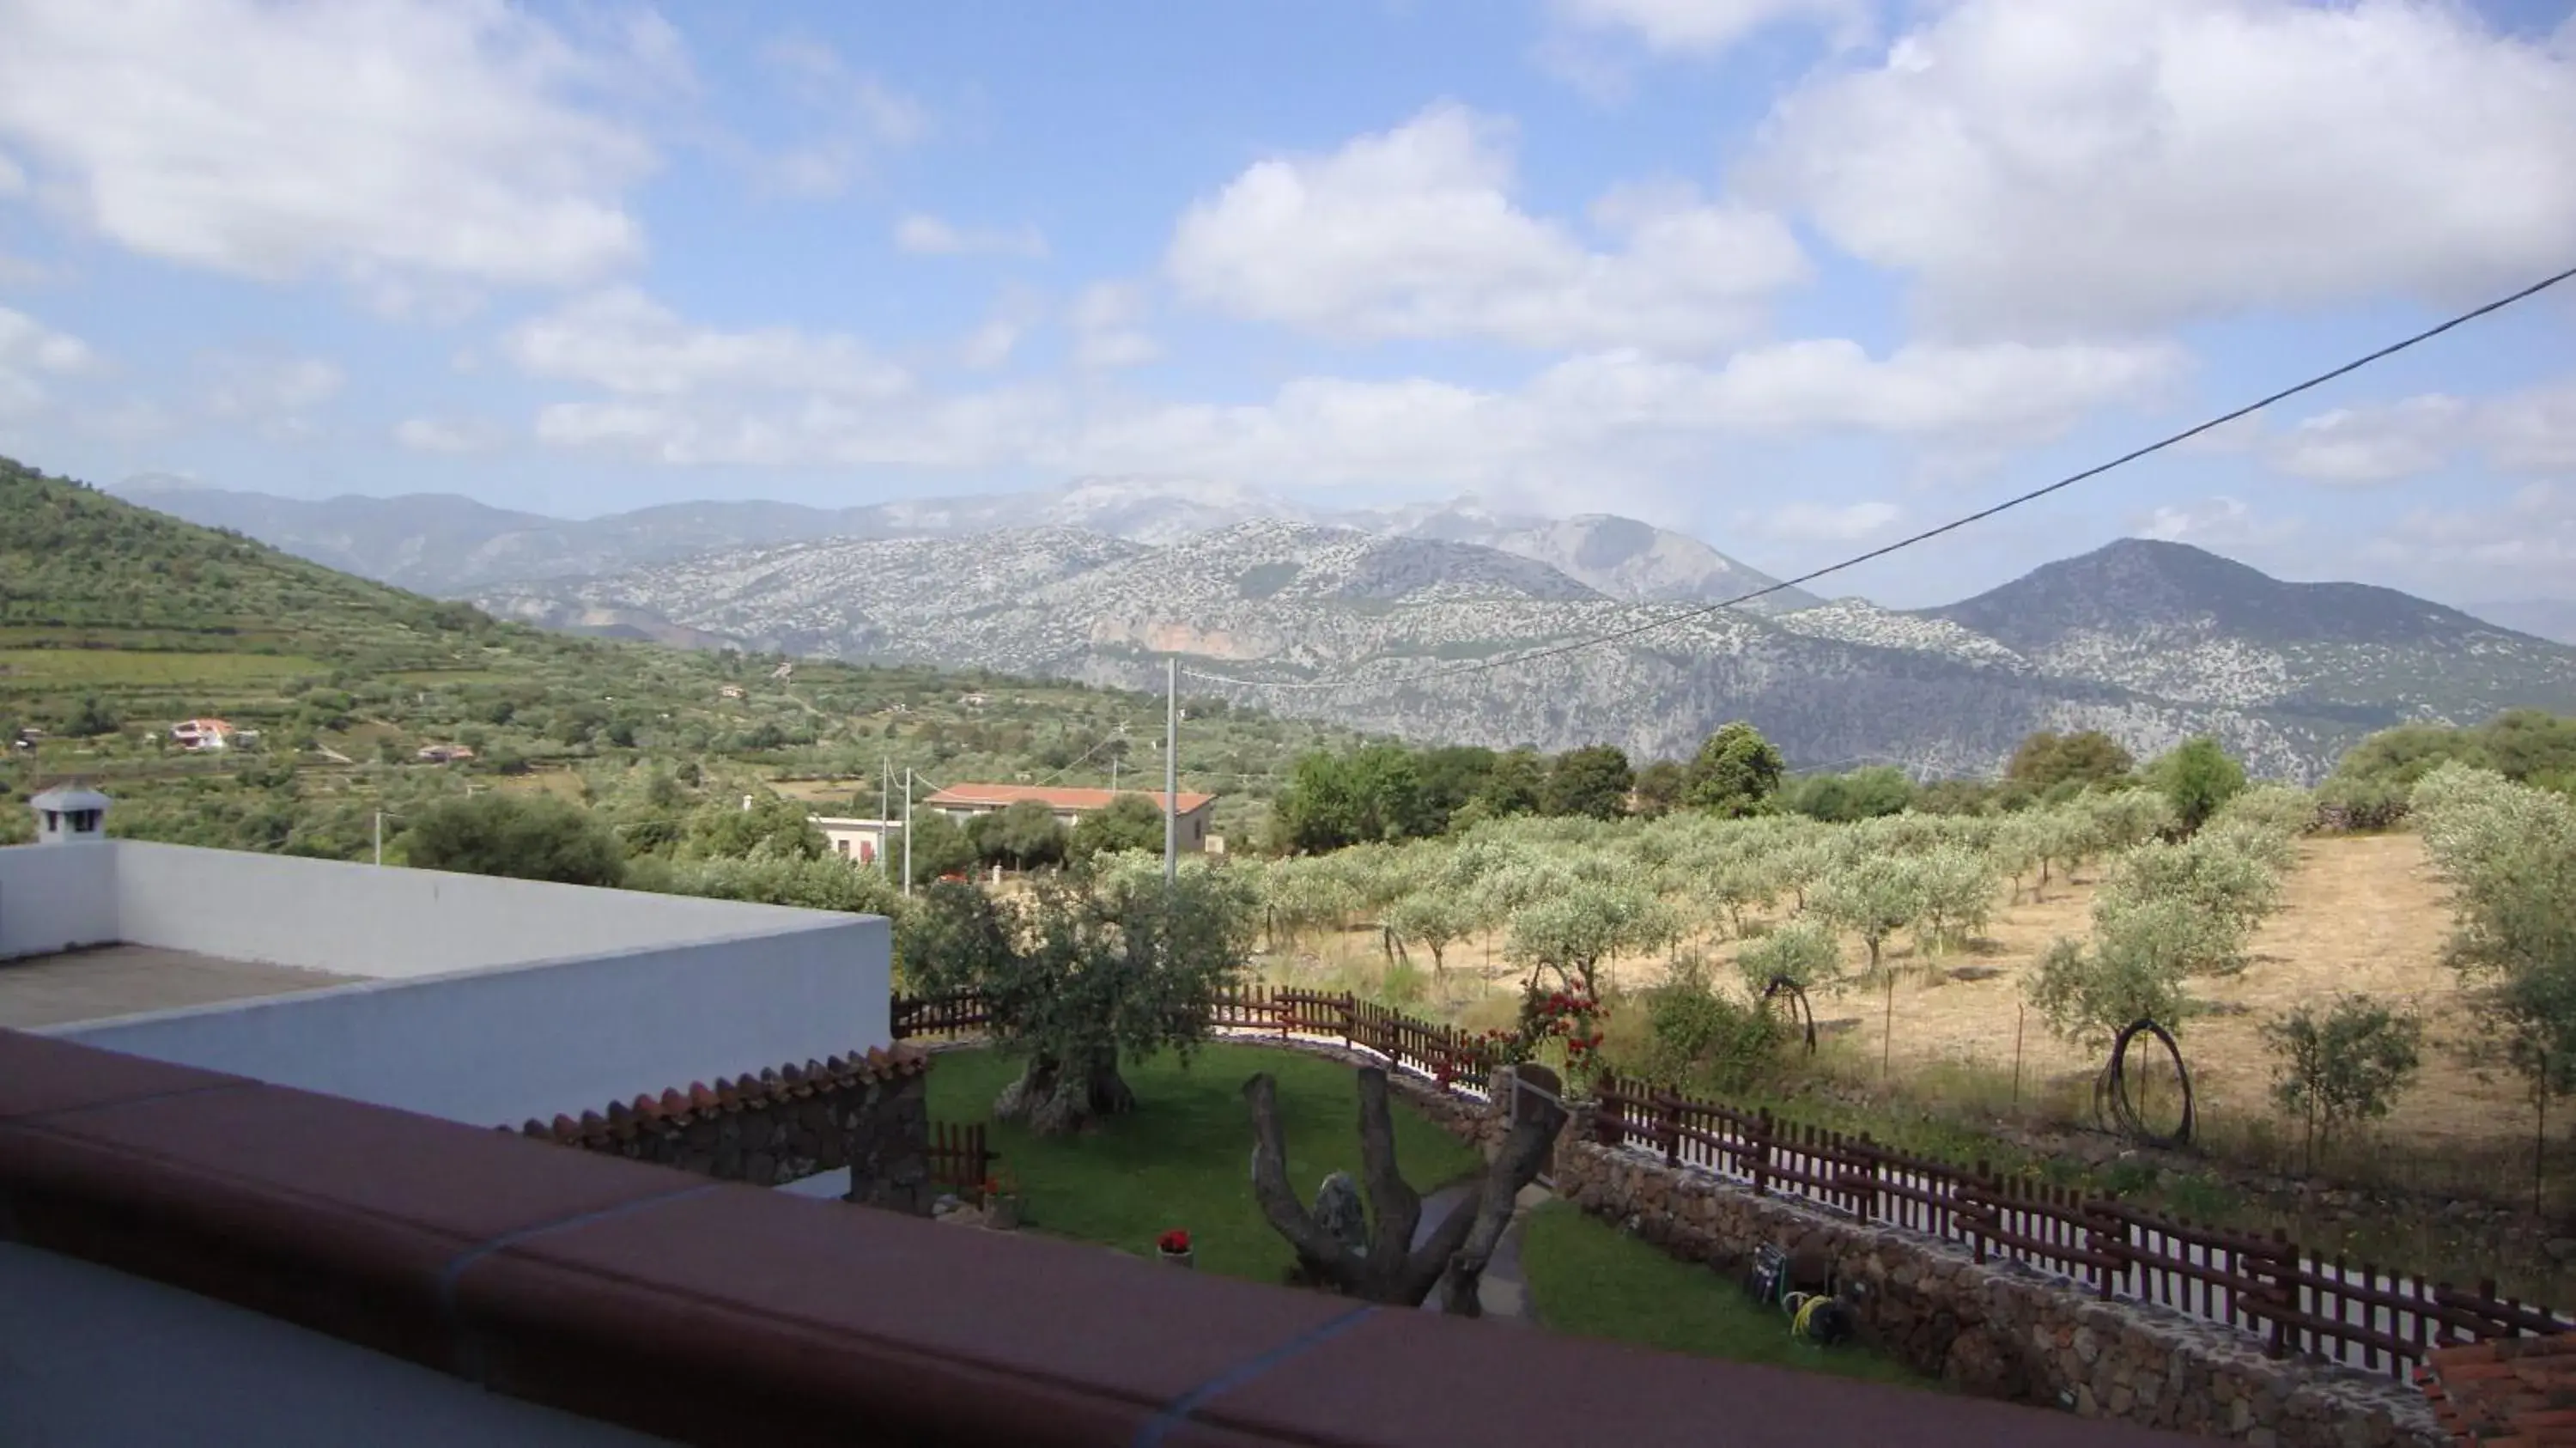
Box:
[1166, 103, 1807, 353]
[753, 38, 927, 199]
[1747, 0, 2576, 337]
[0, 303, 96, 416]
[958, 319, 1021, 371]
[2482, 377, 2576, 474]
[1060, 337, 2175, 491]
[532, 386, 1062, 470]
[0, 0, 668, 294]
[2263, 395, 2470, 484]
[1540, 338, 2184, 441]
[204, 355, 341, 417]
[895, 213, 1048, 259]
[2254, 378, 2576, 482]
[2368, 482, 2576, 573]
[1548, 0, 1868, 55]
[504, 287, 911, 399]
[2132, 496, 2300, 549]
[199, 351, 342, 440]
[1752, 500, 1901, 542]
[394, 417, 505, 454]
[1069, 282, 1160, 370]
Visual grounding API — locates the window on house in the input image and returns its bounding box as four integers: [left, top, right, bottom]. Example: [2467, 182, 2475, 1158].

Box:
[835, 838, 850, 855]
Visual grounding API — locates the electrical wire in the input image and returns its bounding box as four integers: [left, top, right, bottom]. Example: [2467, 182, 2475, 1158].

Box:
[1177, 263, 2576, 698]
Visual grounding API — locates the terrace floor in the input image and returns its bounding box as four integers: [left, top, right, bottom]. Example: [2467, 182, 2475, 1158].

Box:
[0, 943, 361, 1029]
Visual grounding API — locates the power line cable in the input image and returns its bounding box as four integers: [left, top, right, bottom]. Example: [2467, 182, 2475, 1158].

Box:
[1179, 262, 2576, 697]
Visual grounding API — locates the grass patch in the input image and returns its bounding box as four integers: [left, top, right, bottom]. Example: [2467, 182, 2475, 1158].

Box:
[926, 1043, 1482, 1281]
[0, 647, 322, 686]
[1517, 1201, 1929, 1385]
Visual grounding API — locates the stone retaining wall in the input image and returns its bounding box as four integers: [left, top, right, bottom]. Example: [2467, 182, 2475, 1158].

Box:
[1520, 1098, 2440, 1447]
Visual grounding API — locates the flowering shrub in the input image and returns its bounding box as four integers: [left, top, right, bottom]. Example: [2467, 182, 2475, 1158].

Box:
[1157, 1228, 1191, 1255]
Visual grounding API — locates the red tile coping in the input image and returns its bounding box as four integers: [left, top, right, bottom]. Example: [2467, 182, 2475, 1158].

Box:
[0, 1028, 2206, 1447]
[513, 1041, 930, 1145]
[2420, 1335, 2576, 1445]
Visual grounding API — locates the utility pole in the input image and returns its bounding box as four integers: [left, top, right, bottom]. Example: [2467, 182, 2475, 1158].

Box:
[902, 766, 914, 897]
[1163, 656, 1178, 885]
[374, 810, 384, 867]
[878, 757, 890, 876]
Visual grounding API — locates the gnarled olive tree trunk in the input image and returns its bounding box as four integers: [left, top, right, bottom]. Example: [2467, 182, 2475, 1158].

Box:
[995, 1051, 1137, 1136]
[1244, 1065, 1565, 1312]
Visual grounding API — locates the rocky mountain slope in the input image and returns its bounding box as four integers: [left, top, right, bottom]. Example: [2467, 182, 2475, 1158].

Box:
[471, 523, 2576, 782]
[110, 476, 1811, 609]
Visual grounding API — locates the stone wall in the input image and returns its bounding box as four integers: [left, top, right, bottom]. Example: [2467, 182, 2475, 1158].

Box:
[518, 1043, 933, 1215]
[1514, 1098, 2441, 1448]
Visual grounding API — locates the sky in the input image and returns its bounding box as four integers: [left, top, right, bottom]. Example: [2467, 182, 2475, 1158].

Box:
[1, 0, 2573, 610]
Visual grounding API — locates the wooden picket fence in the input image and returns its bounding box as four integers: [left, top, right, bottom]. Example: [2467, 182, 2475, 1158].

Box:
[1589, 1076, 2566, 1380]
[925, 1120, 993, 1194]
[889, 988, 2565, 1379]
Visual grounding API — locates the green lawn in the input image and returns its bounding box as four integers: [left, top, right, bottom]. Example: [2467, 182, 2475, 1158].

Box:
[1518, 1200, 1929, 1384]
[927, 1043, 1483, 1281]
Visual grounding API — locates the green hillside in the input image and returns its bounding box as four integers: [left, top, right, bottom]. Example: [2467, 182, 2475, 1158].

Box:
[0, 457, 1345, 850]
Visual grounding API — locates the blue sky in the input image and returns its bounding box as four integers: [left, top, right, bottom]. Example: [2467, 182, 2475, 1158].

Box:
[1, 0, 2573, 608]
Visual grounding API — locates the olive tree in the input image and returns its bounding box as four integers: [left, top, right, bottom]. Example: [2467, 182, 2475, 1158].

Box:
[1810, 855, 1921, 979]
[2416, 764, 2576, 1208]
[1910, 843, 1998, 962]
[2261, 995, 2423, 1171]
[1384, 891, 1473, 979]
[1735, 917, 1839, 1000]
[905, 868, 1255, 1135]
[1504, 880, 1675, 998]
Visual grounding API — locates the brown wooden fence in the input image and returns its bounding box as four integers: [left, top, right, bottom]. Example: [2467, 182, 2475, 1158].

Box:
[889, 989, 2564, 1378]
[925, 1120, 993, 1194]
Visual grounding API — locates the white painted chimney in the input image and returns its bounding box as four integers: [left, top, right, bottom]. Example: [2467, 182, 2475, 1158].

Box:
[28, 783, 110, 845]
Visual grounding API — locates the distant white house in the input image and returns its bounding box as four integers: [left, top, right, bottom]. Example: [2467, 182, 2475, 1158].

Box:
[811, 816, 897, 867]
[170, 718, 235, 751]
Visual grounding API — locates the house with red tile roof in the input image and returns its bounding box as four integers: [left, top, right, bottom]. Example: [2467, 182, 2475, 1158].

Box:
[923, 783, 1218, 852]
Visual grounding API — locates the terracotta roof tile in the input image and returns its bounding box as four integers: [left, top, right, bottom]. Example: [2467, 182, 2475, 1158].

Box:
[922, 782, 1217, 813]
[521, 1044, 931, 1141]
[2422, 1335, 2576, 1445]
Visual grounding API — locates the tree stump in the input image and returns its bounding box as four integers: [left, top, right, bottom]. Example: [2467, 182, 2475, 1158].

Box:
[1245, 1065, 1564, 1312]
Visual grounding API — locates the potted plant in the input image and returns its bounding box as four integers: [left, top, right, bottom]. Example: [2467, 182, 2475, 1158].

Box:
[981, 1171, 1023, 1231]
[1157, 1228, 1194, 1269]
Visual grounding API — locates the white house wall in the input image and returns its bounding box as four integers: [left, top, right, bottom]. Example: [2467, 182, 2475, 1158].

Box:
[0, 842, 118, 961]
[109, 841, 844, 978]
[47, 914, 893, 1127]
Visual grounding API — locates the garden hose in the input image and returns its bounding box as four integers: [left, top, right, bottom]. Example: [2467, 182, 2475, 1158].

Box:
[1781, 1292, 1851, 1348]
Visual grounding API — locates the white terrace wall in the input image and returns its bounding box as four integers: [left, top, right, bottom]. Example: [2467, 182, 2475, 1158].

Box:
[107, 840, 841, 977]
[7, 841, 893, 1128]
[50, 916, 891, 1128]
[0, 840, 117, 960]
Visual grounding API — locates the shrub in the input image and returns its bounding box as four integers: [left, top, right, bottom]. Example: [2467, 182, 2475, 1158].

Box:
[1640, 953, 1789, 1093]
[2261, 995, 2423, 1171]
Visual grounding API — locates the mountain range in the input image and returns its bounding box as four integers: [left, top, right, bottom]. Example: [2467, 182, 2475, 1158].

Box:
[112, 476, 2576, 782]
[109, 475, 1822, 615]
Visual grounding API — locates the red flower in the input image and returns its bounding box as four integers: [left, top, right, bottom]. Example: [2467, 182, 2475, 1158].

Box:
[1158, 1228, 1191, 1254]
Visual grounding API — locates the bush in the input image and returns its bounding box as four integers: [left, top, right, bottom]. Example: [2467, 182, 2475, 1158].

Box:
[401, 793, 625, 887]
[2261, 994, 2423, 1170]
[1639, 953, 1789, 1093]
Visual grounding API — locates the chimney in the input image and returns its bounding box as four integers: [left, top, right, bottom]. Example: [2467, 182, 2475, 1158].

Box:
[28, 783, 111, 846]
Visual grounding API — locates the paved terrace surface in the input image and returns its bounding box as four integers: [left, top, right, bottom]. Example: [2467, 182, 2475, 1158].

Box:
[0, 943, 360, 1029]
[0, 1029, 2210, 1448]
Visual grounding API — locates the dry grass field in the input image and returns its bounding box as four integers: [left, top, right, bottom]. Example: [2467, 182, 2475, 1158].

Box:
[1263, 832, 2523, 1162]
